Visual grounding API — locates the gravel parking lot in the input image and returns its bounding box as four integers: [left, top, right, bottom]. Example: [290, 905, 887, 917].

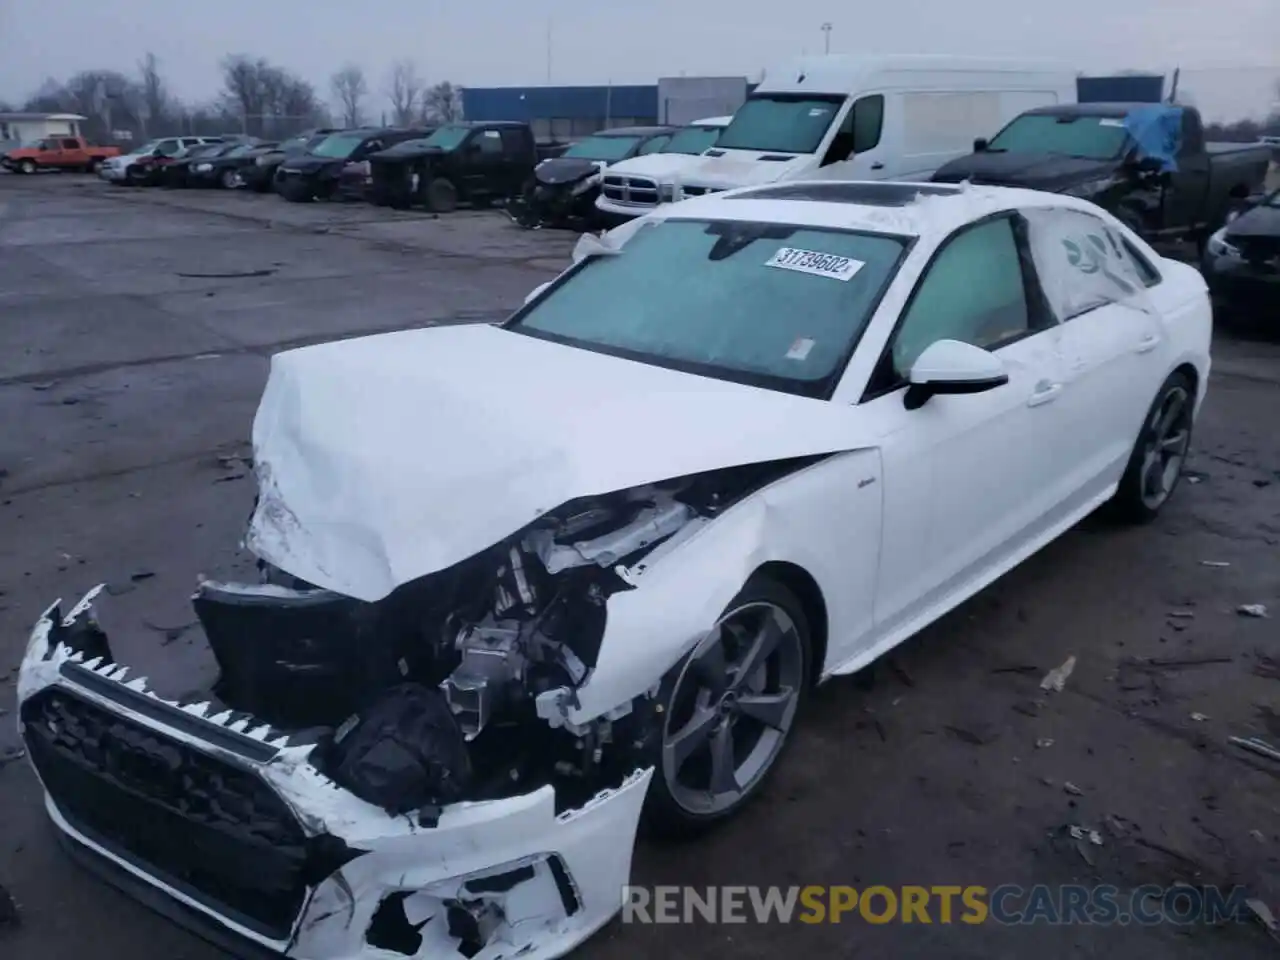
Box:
[1, 173, 1278, 960]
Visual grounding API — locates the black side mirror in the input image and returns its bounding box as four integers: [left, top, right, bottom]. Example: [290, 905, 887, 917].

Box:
[973, 137, 989, 153]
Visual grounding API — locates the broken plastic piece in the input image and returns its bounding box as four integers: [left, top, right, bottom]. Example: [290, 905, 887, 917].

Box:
[1238, 604, 1269, 618]
[1040, 655, 1077, 693]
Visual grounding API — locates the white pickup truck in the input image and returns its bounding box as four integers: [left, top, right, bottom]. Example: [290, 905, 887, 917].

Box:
[594, 116, 731, 223]
[631, 54, 1076, 214]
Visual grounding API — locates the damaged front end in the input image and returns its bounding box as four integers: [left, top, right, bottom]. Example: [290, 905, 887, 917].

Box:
[15, 458, 817, 959]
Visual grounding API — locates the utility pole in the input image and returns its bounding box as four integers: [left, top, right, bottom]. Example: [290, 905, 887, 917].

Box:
[821, 22, 832, 55]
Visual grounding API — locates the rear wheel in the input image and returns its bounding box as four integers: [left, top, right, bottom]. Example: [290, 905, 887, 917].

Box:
[425, 177, 458, 213]
[642, 575, 811, 838]
[19, 160, 36, 174]
[1111, 370, 1196, 522]
[86, 158, 103, 175]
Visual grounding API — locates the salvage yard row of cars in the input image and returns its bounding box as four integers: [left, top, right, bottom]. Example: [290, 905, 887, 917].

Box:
[6, 51, 1280, 960]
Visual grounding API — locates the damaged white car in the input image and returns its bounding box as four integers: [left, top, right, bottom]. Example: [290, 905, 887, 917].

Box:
[17, 180, 1211, 959]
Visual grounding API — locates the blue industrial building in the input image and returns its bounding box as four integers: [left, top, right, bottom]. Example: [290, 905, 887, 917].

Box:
[462, 74, 1166, 140]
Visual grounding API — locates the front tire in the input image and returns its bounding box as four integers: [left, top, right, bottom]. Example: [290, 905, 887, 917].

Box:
[425, 177, 458, 213]
[642, 574, 811, 839]
[219, 169, 238, 189]
[1112, 370, 1196, 523]
[19, 160, 36, 174]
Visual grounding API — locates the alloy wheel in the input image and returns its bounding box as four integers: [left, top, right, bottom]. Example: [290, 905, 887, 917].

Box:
[1139, 384, 1192, 510]
[661, 601, 804, 816]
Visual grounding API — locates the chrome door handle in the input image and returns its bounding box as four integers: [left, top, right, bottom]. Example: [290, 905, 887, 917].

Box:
[1136, 334, 1161, 353]
[1027, 381, 1062, 407]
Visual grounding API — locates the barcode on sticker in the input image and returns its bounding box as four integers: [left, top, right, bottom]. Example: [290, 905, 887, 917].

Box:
[765, 247, 865, 281]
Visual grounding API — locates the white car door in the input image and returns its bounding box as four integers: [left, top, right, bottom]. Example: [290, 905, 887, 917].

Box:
[1021, 208, 1170, 506]
[855, 215, 1071, 640]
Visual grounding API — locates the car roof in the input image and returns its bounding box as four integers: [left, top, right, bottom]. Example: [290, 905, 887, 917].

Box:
[647, 180, 1118, 242]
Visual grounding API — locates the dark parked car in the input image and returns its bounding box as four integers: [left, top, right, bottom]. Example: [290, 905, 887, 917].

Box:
[508, 126, 676, 228]
[932, 103, 1272, 248]
[160, 140, 256, 188]
[187, 140, 279, 189]
[239, 128, 339, 192]
[1202, 188, 1280, 318]
[367, 122, 537, 212]
[275, 128, 425, 202]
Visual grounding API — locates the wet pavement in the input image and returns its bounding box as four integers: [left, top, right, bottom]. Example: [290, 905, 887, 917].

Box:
[1, 173, 1278, 959]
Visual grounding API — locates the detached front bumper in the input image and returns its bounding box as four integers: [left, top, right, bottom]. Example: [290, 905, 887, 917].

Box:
[16, 588, 653, 960]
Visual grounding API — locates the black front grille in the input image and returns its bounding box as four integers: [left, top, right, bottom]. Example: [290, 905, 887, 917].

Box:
[1235, 236, 1280, 264]
[22, 688, 318, 940]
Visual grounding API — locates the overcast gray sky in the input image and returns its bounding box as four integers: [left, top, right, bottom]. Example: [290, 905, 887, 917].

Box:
[2, 0, 1278, 119]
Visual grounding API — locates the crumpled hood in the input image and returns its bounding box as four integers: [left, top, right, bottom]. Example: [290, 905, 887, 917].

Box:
[1225, 202, 1280, 241]
[932, 152, 1117, 191]
[535, 157, 604, 186]
[680, 151, 809, 189]
[247, 323, 872, 602]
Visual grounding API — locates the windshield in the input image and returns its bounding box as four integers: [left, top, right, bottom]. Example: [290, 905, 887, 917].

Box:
[715, 94, 845, 154]
[224, 144, 257, 158]
[186, 144, 222, 158]
[422, 126, 470, 150]
[664, 125, 723, 155]
[310, 133, 367, 159]
[507, 218, 906, 396]
[563, 135, 642, 161]
[987, 114, 1131, 160]
[131, 140, 162, 156]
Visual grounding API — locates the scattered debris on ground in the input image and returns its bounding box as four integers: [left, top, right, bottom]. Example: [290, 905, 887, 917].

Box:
[1040, 655, 1077, 692]
[0, 881, 18, 927]
[1063, 781, 1084, 796]
[1199, 560, 1231, 567]
[1229, 736, 1280, 764]
[1238, 604, 1269, 618]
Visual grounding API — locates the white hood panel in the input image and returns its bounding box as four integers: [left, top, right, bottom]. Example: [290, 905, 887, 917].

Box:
[683, 151, 812, 189]
[605, 153, 707, 181]
[247, 324, 870, 602]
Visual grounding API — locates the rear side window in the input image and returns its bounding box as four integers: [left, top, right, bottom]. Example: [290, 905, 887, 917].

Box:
[61, 138, 80, 149]
[476, 129, 503, 154]
[499, 128, 528, 154]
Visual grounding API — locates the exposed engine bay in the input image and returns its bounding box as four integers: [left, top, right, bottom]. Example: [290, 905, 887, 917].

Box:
[63, 458, 819, 822]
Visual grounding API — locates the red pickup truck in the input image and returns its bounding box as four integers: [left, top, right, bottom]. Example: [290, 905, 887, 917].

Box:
[1, 136, 122, 174]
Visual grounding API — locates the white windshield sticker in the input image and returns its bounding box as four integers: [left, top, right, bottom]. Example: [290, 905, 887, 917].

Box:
[786, 337, 815, 360]
[809, 107, 830, 117]
[1099, 118, 1125, 128]
[765, 247, 865, 281]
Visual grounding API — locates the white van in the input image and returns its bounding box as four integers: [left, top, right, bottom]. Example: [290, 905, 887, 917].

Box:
[672, 55, 1076, 200]
[595, 116, 732, 221]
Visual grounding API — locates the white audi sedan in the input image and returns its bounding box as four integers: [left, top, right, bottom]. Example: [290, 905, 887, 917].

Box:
[16, 182, 1210, 960]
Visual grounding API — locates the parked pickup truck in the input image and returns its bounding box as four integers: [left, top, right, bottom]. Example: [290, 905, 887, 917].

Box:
[932, 103, 1273, 247]
[2, 136, 121, 174]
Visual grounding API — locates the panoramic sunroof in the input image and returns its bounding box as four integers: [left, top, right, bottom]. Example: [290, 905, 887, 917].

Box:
[737, 182, 963, 207]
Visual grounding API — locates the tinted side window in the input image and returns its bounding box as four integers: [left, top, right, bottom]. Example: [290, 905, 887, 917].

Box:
[851, 95, 885, 153]
[890, 218, 1033, 378]
[499, 128, 529, 155]
[476, 129, 503, 155]
[156, 140, 181, 156]
[61, 138, 80, 149]
[1179, 110, 1204, 155]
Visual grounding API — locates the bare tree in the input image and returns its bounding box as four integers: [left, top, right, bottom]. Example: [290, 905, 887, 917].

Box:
[330, 64, 368, 127]
[421, 81, 463, 124]
[137, 52, 170, 136]
[386, 60, 423, 126]
[220, 55, 324, 137]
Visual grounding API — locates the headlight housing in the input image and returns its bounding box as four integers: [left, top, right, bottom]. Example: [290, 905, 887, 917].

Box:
[194, 163, 212, 172]
[1205, 227, 1240, 259]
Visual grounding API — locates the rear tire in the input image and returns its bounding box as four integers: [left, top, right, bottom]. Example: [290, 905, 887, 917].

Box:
[1111, 370, 1196, 523]
[19, 160, 36, 175]
[425, 177, 458, 213]
[641, 574, 812, 839]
